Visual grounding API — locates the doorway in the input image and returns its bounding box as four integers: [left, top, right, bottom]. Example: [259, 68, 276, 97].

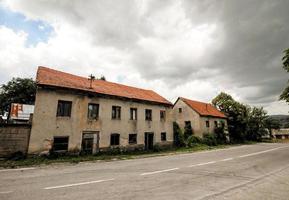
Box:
[144, 132, 154, 150]
[82, 131, 99, 154]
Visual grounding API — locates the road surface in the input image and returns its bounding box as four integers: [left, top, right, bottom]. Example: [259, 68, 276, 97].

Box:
[1, 143, 289, 200]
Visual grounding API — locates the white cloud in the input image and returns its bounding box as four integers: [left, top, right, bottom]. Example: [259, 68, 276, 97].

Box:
[1, 0, 289, 115]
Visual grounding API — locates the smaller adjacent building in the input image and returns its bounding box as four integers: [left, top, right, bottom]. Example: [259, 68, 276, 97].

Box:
[272, 129, 289, 139]
[173, 97, 227, 137]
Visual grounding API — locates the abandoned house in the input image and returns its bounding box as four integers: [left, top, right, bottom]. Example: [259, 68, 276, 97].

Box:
[173, 97, 227, 137]
[28, 67, 174, 154]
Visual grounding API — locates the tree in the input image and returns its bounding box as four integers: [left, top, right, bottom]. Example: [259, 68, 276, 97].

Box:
[98, 75, 106, 81]
[264, 117, 281, 138]
[280, 48, 289, 102]
[212, 92, 249, 143]
[0, 78, 36, 114]
[246, 107, 268, 141]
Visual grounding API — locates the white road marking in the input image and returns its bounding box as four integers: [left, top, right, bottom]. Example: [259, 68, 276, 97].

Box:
[44, 178, 114, 190]
[0, 191, 13, 194]
[141, 168, 179, 176]
[221, 158, 234, 161]
[188, 161, 217, 168]
[239, 146, 286, 158]
[0, 167, 35, 172]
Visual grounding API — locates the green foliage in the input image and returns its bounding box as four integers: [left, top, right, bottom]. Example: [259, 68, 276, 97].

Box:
[264, 117, 281, 138]
[173, 122, 185, 147]
[214, 126, 227, 144]
[184, 122, 193, 139]
[202, 133, 217, 146]
[212, 92, 270, 143]
[186, 135, 202, 147]
[280, 48, 289, 102]
[0, 78, 36, 113]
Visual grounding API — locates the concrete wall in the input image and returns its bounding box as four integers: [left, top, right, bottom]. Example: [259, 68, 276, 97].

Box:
[0, 124, 31, 157]
[29, 88, 173, 154]
[173, 99, 227, 137]
[272, 129, 289, 139]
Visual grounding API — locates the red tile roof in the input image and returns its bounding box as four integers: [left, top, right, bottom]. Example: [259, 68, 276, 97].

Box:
[179, 97, 227, 118]
[36, 66, 172, 106]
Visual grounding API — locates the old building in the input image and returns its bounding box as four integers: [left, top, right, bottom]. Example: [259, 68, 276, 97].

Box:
[28, 67, 173, 154]
[173, 97, 227, 137]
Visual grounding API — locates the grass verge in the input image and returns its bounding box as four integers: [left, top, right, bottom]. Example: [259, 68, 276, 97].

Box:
[0, 144, 238, 169]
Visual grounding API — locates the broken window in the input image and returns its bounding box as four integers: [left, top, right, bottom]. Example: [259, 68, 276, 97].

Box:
[145, 109, 152, 121]
[52, 136, 69, 152]
[110, 133, 120, 145]
[112, 106, 121, 119]
[56, 100, 72, 117]
[129, 134, 137, 144]
[130, 108, 137, 120]
[161, 132, 167, 141]
[88, 103, 99, 119]
[206, 120, 210, 127]
[160, 110, 166, 120]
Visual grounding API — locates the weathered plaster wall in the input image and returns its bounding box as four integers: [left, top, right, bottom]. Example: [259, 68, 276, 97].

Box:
[29, 88, 173, 154]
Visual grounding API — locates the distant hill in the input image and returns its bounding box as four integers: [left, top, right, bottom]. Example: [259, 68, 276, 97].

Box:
[269, 115, 289, 128]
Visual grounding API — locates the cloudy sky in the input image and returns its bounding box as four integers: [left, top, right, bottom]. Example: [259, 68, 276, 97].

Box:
[0, 0, 288, 114]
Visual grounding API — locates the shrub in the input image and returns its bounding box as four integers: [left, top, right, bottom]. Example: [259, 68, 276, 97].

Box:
[187, 135, 202, 147]
[173, 122, 186, 147]
[202, 133, 217, 146]
[214, 127, 227, 144]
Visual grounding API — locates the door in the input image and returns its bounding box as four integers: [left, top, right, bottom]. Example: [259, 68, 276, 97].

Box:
[82, 131, 99, 154]
[144, 132, 154, 150]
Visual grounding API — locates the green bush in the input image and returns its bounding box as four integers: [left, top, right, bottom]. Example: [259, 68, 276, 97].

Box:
[214, 127, 227, 144]
[187, 135, 202, 147]
[202, 133, 217, 146]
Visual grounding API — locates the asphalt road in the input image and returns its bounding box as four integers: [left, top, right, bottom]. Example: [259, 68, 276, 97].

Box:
[1, 143, 289, 200]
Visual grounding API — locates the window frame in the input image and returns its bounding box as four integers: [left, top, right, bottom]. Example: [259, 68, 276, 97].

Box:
[130, 108, 137, 120]
[52, 136, 69, 152]
[145, 109, 152, 121]
[128, 133, 137, 145]
[56, 100, 72, 117]
[112, 106, 121, 120]
[160, 110, 166, 121]
[206, 120, 210, 127]
[179, 108, 182, 113]
[87, 103, 99, 120]
[161, 132, 167, 141]
[110, 133, 120, 146]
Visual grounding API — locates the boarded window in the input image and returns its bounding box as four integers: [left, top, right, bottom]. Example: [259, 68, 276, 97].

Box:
[112, 106, 121, 119]
[206, 120, 210, 127]
[160, 110, 166, 120]
[179, 108, 182, 113]
[145, 109, 152, 121]
[88, 103, 99, 119]
[53, 136, 69, 151]
[161, 132, 167, 141]
[57, 100, 72, 117]
[129, 134, 137, 144]
[130, 108, 137, 120]
[110, 133, 120, 145]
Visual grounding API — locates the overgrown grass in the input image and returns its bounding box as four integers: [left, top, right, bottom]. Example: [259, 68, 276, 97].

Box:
[0, 144, 235, 168]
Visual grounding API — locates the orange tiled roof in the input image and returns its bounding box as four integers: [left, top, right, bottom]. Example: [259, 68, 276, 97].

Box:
[179, 97, 227, 118]
[36, 66, 172, 106]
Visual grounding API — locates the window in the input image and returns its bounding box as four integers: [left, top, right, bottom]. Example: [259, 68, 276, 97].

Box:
[214, 121, 218, 127]
[161, 132, 167, 141]
[129, 134, 137, 144]
[112, 106, 121, 119]
[145, 109, 152, 121]
[206, 120, 210, 127]
[179, 108, 182, 113]
[221, 121, 225, 128]
[160, 110, 166, 120]
[56, 100, 72, 117]
[130, 108, 137, 120]
[53, 136, 69, 151]
[88, 103, 99, 119]
[110, 133, 120, 145]
[185, 121, 191, 127]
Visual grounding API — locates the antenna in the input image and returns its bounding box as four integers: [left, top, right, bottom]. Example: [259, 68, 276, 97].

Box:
[88, 74, 95, 89]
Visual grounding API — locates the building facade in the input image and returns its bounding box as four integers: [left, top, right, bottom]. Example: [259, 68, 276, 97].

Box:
[173, 97, 227, 138]
[28, 67, 173, 154]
